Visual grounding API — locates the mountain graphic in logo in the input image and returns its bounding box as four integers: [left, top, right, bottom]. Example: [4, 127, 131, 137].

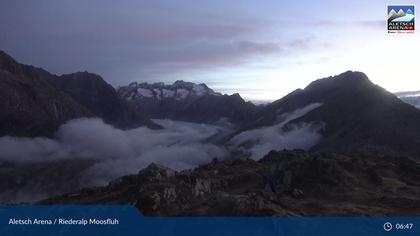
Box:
[388, 5, 415, 32]
[388, 7, 415, 23]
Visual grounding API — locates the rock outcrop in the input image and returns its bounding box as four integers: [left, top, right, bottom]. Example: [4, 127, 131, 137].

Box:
[42, 150, 420, 216]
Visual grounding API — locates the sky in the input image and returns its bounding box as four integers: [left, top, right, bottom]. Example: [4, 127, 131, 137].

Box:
[0, 0, 419, 101]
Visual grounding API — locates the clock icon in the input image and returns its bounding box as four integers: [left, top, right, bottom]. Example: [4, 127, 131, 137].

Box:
[384, 222, 393, 231]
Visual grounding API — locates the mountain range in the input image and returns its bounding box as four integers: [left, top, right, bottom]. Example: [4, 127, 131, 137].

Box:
[118, 81, 260, 125]
[0, 50, 159, 137]
[119, 73, 420, 157]
[46, 72, 161, 130]
[233, 71, 420, 156]
[43, 70, 420, 215]
[1, 50, 420, 215]
[0, 51, 92, 137]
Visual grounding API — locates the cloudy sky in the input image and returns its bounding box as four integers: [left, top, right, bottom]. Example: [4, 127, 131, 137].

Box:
[0, 0, 418, 101]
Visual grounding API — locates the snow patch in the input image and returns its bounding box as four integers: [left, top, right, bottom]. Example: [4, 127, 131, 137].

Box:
[192, 84, 207, 96]
[137, 88, 154, 98]
[176, 88, 190, 99]
[162, 89, 175, 98]
[153, 88, 162, 99]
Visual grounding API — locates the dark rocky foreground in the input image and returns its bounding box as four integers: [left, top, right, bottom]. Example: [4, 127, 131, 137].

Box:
[42, 150, 420, 216]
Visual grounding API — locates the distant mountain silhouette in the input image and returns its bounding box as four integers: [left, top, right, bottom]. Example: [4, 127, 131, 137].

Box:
[395, 90, 420, 110]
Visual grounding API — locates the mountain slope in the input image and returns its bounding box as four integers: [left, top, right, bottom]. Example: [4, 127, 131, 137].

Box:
[118, 81, 259, 125]
[0, 50, 92, 137]
[236, 71, 420, 156]
[46, 72, 161, 129]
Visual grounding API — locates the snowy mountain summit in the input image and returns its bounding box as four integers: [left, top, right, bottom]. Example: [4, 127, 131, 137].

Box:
[117, 80, 258, 125]
[119, 80, 221, 101]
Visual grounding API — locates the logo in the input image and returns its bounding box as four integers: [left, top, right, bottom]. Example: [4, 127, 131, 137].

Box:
[388, 5, 415, 33]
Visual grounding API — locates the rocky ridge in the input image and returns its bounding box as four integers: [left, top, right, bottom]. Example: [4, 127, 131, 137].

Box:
[43, 150, 420, 216]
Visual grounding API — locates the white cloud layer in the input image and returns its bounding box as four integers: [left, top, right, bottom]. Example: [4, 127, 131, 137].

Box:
[0, 104, 325, 201]
[0, 119, 230, 186]
[229, 103, 323, 160]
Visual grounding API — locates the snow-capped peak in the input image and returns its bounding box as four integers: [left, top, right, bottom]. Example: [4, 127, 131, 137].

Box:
[118, 80, 221, 101]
